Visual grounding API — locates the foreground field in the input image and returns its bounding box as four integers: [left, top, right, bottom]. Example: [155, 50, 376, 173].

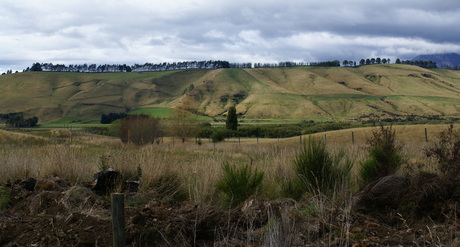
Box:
[0, 124, 445, 186]
[0, 124, 459, 246]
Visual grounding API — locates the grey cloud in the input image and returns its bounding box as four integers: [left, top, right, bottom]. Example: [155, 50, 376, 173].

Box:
[0, 0, 459, 73]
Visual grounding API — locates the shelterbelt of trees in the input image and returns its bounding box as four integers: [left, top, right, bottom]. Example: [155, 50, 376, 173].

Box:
[20, 57, 439, 74]
[0, 112, 38, 127]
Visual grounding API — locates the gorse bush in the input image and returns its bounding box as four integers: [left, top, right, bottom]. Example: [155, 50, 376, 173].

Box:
[292, 138, 352, 196]
[360, 124, 405, 186]
[216, 162, 264, 208]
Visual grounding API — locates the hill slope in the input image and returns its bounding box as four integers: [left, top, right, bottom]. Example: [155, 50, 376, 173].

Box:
[1, 64, 460, 122]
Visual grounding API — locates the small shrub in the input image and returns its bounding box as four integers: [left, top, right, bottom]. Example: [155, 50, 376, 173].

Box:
[0, 186, 11, 211]
[141, 227, 159, 244]
[211, 129, 226, 143]
[150, 173, 187, 201]
[281, 179, 305, 201]
[293, 138, 351, 196]
[98, 154, 112, 171]
[425, 124, 460, 176]
[100, 112, 127, 124]
[119, 115, 161, 145]
[360, 124, 405, 186]
[136, 165, 143, 180]
[83, 126, 113, 136]
[216, 162, 264, 208]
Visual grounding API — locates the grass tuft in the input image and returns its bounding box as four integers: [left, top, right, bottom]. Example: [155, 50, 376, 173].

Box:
[292, 137, 352, 196]
[216, 162, 264, 208]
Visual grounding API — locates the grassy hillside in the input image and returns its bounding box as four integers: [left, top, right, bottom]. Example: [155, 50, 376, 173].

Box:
[1, 64, 460, 123]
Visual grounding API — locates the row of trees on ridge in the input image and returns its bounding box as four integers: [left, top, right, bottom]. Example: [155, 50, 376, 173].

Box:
[395, 59, 438, 68]
[26, 61, 252, 73]
[18, 57, 441, 74]
[24, 60, 349, 73]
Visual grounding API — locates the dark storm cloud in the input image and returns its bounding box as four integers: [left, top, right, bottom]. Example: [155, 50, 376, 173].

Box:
[0, 0, 459, 73]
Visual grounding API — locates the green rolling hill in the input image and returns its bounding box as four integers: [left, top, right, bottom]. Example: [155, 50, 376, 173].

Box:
[1, 64, 460, 123]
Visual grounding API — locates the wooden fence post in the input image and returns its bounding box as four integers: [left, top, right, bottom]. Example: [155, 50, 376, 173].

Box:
[112, 193, 126, 247]
[352, 131, 355, 145]
[425, 128, 428, 142]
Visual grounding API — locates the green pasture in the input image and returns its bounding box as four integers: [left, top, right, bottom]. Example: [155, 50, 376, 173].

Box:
[129, 107, 213, 121]
[40, 117, 103, 128]
[129, 107, 174, 118]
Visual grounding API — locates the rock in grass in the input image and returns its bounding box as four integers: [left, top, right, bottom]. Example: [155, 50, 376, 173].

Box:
[356, 174, 410, 211]
[92, 168, 123, 195]
[21, 178, 37, 191]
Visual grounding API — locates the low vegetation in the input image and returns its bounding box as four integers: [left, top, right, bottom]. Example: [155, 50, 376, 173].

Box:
[359, 124, 405, 185]
[216, 162, 264, 207]
[1, 123, 460, 246]
[425, 124, 460, 176]
[291, 137, 352, 196]
[0, 186, 10, 210]
[119, 115, 161, 145]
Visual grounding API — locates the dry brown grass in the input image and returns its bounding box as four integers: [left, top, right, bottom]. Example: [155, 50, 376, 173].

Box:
[2, 124, 459, 246]
[0, 124, 450, 204]
[0, 129, 48, 144]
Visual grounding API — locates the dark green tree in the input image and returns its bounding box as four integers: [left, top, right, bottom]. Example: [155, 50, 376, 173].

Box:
[5, 114, 38, 127]
[30, 63, 42, 71]
[226, 106, 238, 131]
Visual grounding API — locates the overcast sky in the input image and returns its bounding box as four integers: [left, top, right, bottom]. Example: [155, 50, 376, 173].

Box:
[1, 0, 460, 73]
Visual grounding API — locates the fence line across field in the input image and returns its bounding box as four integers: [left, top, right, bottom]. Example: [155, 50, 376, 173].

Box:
[220, 127, 432, 145]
